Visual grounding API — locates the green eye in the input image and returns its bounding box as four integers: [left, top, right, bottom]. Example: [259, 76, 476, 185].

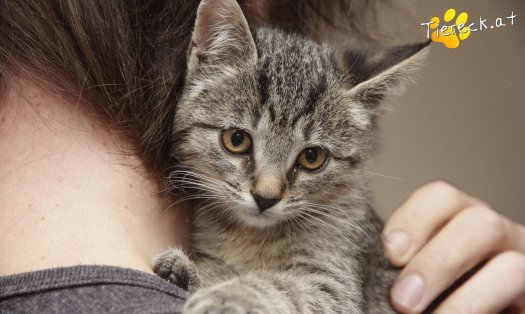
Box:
[296, 147, 329, 171]
[221, 129, 252, 155]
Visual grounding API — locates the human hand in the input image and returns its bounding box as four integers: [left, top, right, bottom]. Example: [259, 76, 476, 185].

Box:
[383, 181, 525, 313]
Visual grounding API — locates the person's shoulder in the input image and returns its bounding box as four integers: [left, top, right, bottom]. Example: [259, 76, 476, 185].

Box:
[0, 265, 187, 314]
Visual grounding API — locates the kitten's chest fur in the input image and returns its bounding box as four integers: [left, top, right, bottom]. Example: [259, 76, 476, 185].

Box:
[190, 197, 383, 288]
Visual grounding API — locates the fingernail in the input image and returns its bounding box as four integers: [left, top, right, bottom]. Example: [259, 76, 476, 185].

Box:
[392, 273, 425, 310]
[384, 230, 410, 258]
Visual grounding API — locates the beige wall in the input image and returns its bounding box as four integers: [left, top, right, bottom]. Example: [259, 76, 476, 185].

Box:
[370, 0, 525, 224]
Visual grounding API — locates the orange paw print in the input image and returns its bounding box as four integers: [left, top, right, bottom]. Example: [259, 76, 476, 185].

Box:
[430, 8, 470, 49]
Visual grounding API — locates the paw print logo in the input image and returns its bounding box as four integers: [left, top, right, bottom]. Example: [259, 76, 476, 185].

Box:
[429, 8, 470, 49]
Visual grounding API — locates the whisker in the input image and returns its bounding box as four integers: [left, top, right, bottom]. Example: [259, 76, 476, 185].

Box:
[365, 171, 405, 181]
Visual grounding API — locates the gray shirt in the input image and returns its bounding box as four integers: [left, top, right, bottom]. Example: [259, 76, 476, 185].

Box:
[0, 265, 187, 313]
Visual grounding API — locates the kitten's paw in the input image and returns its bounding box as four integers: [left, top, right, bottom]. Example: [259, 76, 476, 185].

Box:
[153, 247, 200, 292]
[183, 284, 271, 314]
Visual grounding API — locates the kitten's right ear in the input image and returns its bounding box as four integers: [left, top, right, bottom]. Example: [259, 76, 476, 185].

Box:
[188, 0, 257, 76]
[340, 41, 430, 116]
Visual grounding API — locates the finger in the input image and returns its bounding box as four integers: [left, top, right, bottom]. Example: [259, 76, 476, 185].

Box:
[434, 251, 525, 314]
[383, 180, 483, 266]
[511, 223, 525, 253]
[390, 205, 513, 313]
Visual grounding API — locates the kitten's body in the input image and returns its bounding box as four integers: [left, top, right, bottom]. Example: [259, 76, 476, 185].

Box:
[154, 0, 428, 313]
[189, 196, 396, 313]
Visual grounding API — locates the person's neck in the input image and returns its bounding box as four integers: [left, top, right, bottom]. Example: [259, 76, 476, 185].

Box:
[0, 77, 189, 276]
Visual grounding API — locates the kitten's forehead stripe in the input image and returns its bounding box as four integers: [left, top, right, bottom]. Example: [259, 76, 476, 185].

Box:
[291, 74, 327, 127]
[254, 29, 334, 130]
[258, 58, 271, 105]
[251, 107, 261, 129]
[268, 104, 277, 123]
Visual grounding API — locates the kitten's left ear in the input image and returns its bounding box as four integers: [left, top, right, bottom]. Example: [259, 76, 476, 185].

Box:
[341, 41, 430, 113]
[187, 0, 257, 76]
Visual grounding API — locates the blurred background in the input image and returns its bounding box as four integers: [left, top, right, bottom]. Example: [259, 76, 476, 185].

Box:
[367, 0, 525, 223]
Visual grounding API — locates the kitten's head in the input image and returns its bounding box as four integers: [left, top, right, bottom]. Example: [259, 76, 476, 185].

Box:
[171, 0, 428, 229]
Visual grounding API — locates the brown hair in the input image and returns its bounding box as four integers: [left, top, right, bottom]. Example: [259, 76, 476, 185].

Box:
[0, 0, 387, 178]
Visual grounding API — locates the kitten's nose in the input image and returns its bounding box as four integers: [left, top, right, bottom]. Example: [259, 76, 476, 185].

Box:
[252, 193, 281, 212]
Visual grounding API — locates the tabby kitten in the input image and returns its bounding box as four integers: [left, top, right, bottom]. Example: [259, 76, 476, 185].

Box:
[154, 0, 428, 313]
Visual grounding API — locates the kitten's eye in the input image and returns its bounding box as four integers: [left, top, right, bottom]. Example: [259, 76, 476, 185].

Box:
[296, 147, 329, 171]
[221, 129, 253, 155]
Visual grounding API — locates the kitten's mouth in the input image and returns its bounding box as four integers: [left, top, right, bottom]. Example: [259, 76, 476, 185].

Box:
[235, 206, 280, 229]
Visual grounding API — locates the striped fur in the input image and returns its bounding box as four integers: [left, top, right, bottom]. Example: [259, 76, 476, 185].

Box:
[155, 0, 428, 313]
